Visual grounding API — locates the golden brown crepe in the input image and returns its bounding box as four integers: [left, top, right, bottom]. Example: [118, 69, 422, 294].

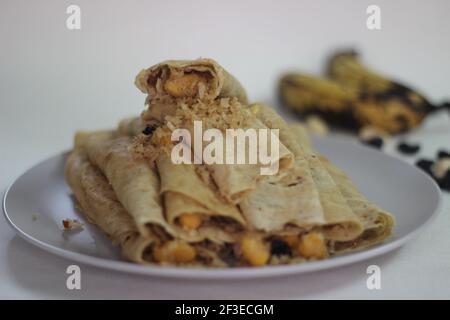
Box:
[156, 154, 245, 243]
[65, 140, 157, 264]
[83, 131, 174, 238]
[115, 121, 245, 244]
[318, 155, 395, 251]
[247, 104, 363, 241]
[207, 110, 294, 204]
[66, 146, 227, 266]
[289, 123, 395, 251]
[120, 112, 295, 206]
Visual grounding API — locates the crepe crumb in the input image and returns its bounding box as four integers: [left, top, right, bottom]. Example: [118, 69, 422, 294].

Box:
[62, 219, 84, 231]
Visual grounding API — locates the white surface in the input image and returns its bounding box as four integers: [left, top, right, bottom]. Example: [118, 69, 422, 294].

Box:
[4, 137, 441, 280]
[1, 0, 449, 299]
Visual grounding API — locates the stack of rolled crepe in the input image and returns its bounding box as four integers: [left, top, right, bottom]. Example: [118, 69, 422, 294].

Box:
[65, 59, 395, 267]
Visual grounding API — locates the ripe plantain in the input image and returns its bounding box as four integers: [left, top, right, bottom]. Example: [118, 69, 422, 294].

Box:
[279, 73, 360, 130]
[328, 50, 439, 133]
[279, 50, 449, 134]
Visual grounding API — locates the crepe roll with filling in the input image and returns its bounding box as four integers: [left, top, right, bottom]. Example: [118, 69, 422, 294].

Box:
[238, 104, 324, 234]
[65, 142, 157, 264]
[207, 109, 294, 204]
[250, 103, 363, 241]
[83, 131, 174, 238]
[289, 123, 395, 252]
[135, 58, 248, 104]
[156, 154, 246, 243]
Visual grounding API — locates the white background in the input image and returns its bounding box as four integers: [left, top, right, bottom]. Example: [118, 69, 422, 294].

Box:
[1, 0, 449, 299]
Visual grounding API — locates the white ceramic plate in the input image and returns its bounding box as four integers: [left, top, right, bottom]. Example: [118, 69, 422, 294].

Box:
[2, 136, 442, 279]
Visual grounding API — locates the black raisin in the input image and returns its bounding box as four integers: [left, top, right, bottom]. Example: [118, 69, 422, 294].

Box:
[218, 244, 239, 267]
[437, 150, 450, 159]
[270, 239, 291, 256]
[361, 137, 383, 149]
[442, 173, 450, 191]
[415, 159, 433, 176]
[142, 125, 156, 135]
[397, 142, 420, 155]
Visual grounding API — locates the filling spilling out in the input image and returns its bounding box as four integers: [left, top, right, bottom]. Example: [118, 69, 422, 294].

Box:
[143, 230, 331, 267]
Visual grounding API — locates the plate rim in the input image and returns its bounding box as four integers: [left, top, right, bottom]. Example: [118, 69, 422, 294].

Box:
[2, 139, 443, 279]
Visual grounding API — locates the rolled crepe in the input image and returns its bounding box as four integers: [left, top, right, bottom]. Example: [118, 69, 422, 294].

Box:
[118, 112, 294, 204]
[208, 109, 294, 203]
[116, 117, 247, 227]
[113, 122, 246, 243]
[135, 58, 248, 104]
[84, 131, 174, 237]
[65, 146, 157, 264]
[318, 155, 395, 251]
[248, 104, 363, 241]
[289, 123, 395, 250]
[238, 105, 323, 233]
[156, 154, 245, 243]
[65, 147, 97, 225]
[133, 59, 292, 203]
[156, 155, 245, 225]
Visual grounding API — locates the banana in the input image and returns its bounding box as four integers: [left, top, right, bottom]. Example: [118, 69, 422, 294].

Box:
[327, 50, 393, 94]
[279, 73, 361, 130]
[328, 50, 436, 133]
[279, 50, 449, 134]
